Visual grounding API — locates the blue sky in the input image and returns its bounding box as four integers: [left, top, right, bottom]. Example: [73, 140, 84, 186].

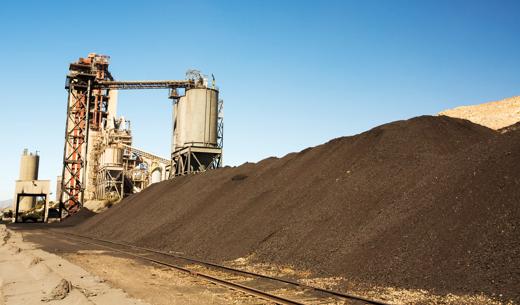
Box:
[0, 0, 519, 200]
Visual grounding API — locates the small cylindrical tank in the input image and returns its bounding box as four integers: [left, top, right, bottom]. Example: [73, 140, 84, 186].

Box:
[174, 88, 219, 151]
[102, 147, 123, 166]
[18, 149, 39, 211]
[19, 149, 39, 181]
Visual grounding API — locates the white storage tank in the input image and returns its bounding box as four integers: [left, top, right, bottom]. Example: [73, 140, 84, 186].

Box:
[174, 88, 219, 151]
[102, 147, 123, 166]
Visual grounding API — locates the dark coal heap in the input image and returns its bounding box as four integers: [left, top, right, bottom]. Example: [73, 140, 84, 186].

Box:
[70, 115, 520, 302]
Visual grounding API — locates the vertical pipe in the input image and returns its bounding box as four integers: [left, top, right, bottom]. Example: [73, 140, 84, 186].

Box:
[204, 89, 209, 145]
[80, 79, 93, 209]
[93, 94, 98, 129]
[42, 195, 47, 223]
[59, 89, 73, 219]
[14, 194, 20, 223]
[174, 99, 176, 156]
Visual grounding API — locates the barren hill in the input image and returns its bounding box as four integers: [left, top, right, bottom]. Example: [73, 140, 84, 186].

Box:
[439, 95, 520, 130]
[0, 199, 12, 210]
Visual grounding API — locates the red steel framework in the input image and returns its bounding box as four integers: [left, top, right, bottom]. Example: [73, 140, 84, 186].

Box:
[60, 54, 111, 216]
[60, 79, 91, 215]
[59, 53, 198, 217]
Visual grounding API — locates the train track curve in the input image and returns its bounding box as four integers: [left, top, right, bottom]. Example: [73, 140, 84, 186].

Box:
[47, 230, 390, 305]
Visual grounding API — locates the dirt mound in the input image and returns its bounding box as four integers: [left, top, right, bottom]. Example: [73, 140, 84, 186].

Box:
[59, 207, 96, 226]
[439, 95, 520, 130]
[71, 116, 519, 302]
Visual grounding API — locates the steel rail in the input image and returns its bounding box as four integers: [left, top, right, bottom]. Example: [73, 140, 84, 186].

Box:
[50, 230, 391, 305]
[48, 230, 305, 305]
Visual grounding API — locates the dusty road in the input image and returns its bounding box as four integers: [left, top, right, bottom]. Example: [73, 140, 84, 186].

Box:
[4, 224, 511, 305]
[0, 224, 150, 305]
[2, 225, 272, 305]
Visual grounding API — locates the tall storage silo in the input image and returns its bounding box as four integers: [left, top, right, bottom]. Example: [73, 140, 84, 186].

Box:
[18, 149, 39, 211]
[174, 88, 219, 150]
[171, 88, 222, 176]
[19, 149, 39, 181]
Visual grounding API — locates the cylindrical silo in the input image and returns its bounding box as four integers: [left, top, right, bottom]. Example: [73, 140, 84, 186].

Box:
[19, 149, 39, 181]
[174, 88, 219, 151]
[102, 147, 123, 166]
[18, 149, 40, 211]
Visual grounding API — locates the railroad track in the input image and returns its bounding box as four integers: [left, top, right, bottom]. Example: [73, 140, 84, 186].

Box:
[47, 230, 390, 305]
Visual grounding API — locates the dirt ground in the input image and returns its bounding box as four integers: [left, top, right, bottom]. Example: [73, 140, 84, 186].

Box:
[227, 255, 512, 305]
[59, 251, 266, 305]
[9, 226, 513, 305]
[1, 226, 271, 305]
[0, 224, 149, 305]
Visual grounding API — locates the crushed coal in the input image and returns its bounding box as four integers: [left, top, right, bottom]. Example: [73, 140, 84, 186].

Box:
[231, 174, 248, 181]
[67, 115, 519, 302]
[58, 207, 96, 227]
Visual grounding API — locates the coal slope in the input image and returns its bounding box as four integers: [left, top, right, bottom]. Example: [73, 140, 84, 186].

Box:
[73, 116, 519, 301]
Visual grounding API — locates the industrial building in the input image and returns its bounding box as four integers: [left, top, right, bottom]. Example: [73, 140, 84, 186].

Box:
[59, 53, 223, 217]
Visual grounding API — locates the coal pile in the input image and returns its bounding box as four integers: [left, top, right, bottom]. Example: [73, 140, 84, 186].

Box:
[59, 207, 96, 226]
[71, 115, 519, 302]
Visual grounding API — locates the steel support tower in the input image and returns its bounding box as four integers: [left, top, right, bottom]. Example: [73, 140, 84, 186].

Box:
[59, 53, 216, 217]
[60, 54, 111, 216]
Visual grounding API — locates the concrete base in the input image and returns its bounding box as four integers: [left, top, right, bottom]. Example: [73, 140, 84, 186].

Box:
[12, 180, 50, 223]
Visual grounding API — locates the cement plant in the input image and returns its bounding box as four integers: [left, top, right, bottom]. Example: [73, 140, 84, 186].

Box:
[1, 2, 519, 305]
[10, 53, 223, 223]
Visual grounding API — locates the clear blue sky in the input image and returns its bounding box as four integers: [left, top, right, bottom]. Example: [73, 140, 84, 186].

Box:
[0, 0, 519, 200]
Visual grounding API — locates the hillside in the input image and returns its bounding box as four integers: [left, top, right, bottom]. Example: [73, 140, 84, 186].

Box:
[439, 95, 520, 130]
[70, 116, 519, 302]
[0, 199, 12, 210]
